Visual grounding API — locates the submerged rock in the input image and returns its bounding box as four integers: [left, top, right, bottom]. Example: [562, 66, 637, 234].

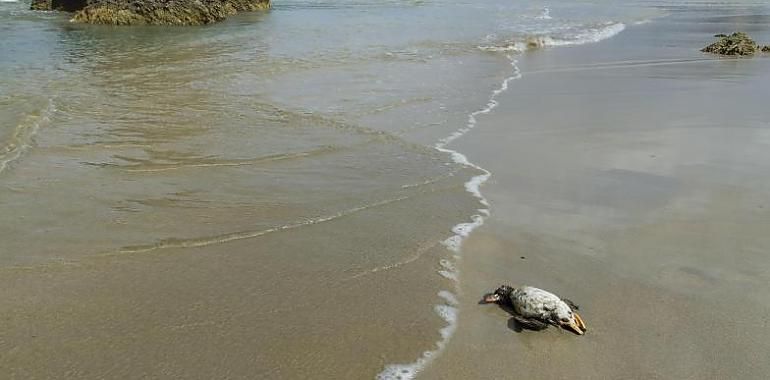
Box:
[702, 32, 758, 56]
[30, 0, 270, 25]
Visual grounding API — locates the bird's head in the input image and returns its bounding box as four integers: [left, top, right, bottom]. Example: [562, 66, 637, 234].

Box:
[482, 285, 515, 305]
[553, 303, 587, 335]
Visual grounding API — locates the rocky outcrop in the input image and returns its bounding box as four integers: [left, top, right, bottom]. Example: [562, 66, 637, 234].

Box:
[763, 46, 770, 53]
[702, 32, 758, 56]
[31, 0, 86, 11]
[30, 0, 270, 25]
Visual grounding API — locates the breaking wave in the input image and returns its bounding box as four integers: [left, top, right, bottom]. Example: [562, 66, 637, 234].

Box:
[479, 21, 626, 53]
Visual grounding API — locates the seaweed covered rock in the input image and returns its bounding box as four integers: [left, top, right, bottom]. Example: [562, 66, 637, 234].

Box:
[30, 0, 51, 10]
[702, 32, 758, 56]
[31, 0, 86, 11]
[31, 0, 270, 25]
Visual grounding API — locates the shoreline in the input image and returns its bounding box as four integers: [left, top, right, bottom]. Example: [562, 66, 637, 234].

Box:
[381, 17, 642, 378]
[377, 54, 521, 380]
[3, 2, 770, 378]
[421, 11, 770, 380]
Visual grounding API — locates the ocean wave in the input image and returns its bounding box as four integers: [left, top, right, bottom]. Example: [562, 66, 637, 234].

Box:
[0, 99, 54, 175]
[477, 42, 529, 53]
[536, 22, 626, 47]
[376, 56, 522, 380]
[479, 21, 626, 53]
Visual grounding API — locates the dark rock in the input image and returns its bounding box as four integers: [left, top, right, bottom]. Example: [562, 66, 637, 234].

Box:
[31, 0, 269, 25]
[31, 0, 87, 11]
[30, 0, 51, 10]
[713, 34, 728, 38]
[762, 46, 770, 53]
[702, 32, 758, 56]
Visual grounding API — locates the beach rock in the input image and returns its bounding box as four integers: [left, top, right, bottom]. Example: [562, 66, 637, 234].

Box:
[30, 0, 48, 10]
[31, 0, 270, 25]
[702, 32, 758, 56]
[763, 46, 770, 53]
[32, 0, 88, 12]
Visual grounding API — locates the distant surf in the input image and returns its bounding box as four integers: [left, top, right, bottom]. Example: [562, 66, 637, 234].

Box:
[479, 21, 627, 53]
[536, 22, 626, 47]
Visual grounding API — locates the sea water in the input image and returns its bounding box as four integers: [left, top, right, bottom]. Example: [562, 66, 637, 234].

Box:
[1, 0, 764, 378]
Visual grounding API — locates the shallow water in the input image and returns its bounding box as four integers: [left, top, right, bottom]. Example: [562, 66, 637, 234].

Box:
[1, 0, 768, 378]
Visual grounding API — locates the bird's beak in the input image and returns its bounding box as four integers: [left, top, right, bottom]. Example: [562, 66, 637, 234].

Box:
[574, 312, 587, 332]
[563, 313, 587, 335]
[483, 293, 501, 303]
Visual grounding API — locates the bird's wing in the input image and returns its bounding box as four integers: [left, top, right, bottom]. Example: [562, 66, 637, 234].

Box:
[512, 315, 550, 331]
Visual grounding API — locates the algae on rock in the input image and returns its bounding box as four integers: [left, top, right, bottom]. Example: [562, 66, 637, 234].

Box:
[702, 32, 758, 56]
[31, 0, 86, 11]
[30, 0, 270, 25]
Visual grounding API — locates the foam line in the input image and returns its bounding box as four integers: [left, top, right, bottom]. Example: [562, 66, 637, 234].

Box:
[118, 146, 339, 173]
[536, 22, 626, 47]
[101, 194, 415, 257]
[0, 99, 54, 175]
[478, 22, 627, 53]
[376, 56, 521, 380]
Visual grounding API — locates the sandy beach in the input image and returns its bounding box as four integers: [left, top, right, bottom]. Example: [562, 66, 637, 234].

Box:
[2, 1, 770, 379]
[422, 11, 770, 380]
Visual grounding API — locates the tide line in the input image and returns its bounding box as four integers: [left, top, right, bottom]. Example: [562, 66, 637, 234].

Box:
[377, 55, 521, 380]
[100, 194, 415, 257]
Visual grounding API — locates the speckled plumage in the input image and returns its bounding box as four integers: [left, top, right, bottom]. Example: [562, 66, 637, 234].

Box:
[510, 286, 574, 321]
[485, 284, 587, 334]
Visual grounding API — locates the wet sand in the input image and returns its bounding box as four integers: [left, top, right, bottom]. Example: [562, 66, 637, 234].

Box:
[1, 185, 469, 379]
[3, 3, 770, 379]
[423, 14, 770, 380]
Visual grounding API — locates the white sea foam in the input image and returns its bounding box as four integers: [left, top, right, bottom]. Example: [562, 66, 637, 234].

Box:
[479, 21, 626, 53]
[438, 290, 459, 306]
[536, 22, 626, 47]
[477, 43, 528, 53]
[438, 258, 458, 281]
[377, 302, 458, 380]
[537, 7, 553, 20]
[376, 56, 521, 380]
[441, 235, 463, 253]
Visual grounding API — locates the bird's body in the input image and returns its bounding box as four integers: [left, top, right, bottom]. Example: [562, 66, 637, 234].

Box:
[484, 285, 587, 335]
[510, 286, 573, 320]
